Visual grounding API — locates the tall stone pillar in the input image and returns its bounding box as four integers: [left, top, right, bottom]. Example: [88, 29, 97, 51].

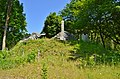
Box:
[61, 20, 64, 33]
[60, 20, 65, 40]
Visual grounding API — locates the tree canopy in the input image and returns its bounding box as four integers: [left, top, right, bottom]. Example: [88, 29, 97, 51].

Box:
[43, 0, 120, 49]
[0, 0, 27, 49]
[42, 12, 62, 38]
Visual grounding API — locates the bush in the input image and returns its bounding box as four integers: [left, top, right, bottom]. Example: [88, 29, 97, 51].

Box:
[27, 52, 36, 63]
[41, 63, 47, 79]
[70, 40, 120, 66]
[15, 57, 26, 65]
[0, 59, 16, 69]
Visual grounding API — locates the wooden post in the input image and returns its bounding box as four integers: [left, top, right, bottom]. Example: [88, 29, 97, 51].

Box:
[37, 49, 41, 61]
[22, 49, 24, 56]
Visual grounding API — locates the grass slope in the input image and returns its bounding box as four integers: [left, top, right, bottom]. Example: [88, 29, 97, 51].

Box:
[0, 38, 120, 79]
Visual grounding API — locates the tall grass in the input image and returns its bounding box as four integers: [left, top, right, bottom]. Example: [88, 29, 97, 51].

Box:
[70, 40, 120, 67]
[0, 38, 120, 79]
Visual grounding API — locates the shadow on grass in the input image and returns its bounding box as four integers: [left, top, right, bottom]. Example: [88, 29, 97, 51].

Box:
[69, 40, 120, 66]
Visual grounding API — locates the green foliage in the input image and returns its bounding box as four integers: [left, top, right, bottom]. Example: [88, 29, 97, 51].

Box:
[59, 0, 83, 37]
[60, 0, 120, 49]
[0, 47, 36, 69]
[41, 63, 47, 79]
[15, 56, 26, 65]
[0, 59, 16, 69]
[42, 12, 62, 38]
[0, 38, 120, 78]
[0, 38, 73, 69]
[0, 0, 27, 49]
[70, 40, 120, 67]
[27, 52, 36, 63]
[0, 50, 11, 59]
[0, 38, 119, 70]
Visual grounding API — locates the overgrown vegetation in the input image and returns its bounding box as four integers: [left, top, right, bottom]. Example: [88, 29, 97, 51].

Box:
[41, 63, 48, 79]
[0, 0, 119, 78]
[70, 40, 120, 67]
[43, 0, 120, 49]
[0, 38, 120, 79]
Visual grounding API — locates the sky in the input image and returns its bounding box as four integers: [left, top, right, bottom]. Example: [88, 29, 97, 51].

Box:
[19, 0, 70, 34]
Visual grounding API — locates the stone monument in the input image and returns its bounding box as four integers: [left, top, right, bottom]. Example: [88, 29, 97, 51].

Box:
[20, 32, 46, 42]
[60, 20, 65, 40]
[53, 20, 76, 41]
[82, 33, 89, 41]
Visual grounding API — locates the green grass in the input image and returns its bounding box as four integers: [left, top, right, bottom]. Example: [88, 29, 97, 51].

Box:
[0, 38, 120, 79]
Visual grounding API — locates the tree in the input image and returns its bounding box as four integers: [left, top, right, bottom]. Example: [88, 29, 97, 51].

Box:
[2, 0, 12, 50]
[0, 0, 27, 50]
[42, 12, 62, 38]
[76, 0, 120, 48]
[59, 0, 83, 38]
[0, 0, 7, 49]
[60, 0, 120, 49]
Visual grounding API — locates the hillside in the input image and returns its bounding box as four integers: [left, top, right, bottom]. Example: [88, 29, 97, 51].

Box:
[0, 38, 120, 79]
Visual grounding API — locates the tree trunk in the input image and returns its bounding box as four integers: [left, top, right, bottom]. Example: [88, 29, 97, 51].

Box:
[100, 32, 105, 48]
[2, 0, 12, 50]
[98, 25, 105, 48]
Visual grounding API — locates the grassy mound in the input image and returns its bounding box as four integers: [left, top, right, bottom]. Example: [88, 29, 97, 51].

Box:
[0, 38, 120, 79]
[0, 38, 74, 69]
[12, 38, 73, 57]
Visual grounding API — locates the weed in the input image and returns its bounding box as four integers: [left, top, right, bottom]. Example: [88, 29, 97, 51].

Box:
[27, 52, 36, 63]
[41, 63, 47, 79]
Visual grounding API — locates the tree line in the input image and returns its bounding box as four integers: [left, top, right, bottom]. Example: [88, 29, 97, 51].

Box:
[0, 0, 119, 50]
[42, 0, 120, 50]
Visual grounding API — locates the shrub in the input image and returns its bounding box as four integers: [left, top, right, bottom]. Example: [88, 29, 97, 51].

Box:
[41, 63, 47, 79]
[27, 52, 36, 63]
[0, 59, 16, 69]
[70, 40, 120, 66]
